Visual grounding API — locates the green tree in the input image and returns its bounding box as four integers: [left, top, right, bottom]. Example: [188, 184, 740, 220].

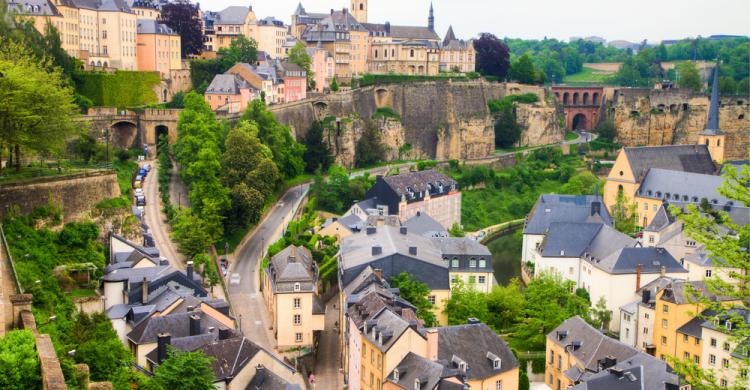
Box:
[561, 172, 599, 195]
[171, 208, 215, 257]
[594, 119, 617, 142]
[288, 41, 314, 88]
[355, 121, 386, 168]
[719, 76, 737, 94]
[151, 349, 215, 390]
[302, 120, 333, 174]
[390, 272, 437, 326]
[0, 39, 81, 170]
[510, 54, 537, 84]
[448, 223, 465, 237]
[486, 279, 525, 331]
[589, 296, 612, 330]
[241, 100, 305, 179]
[69, 313, 132, 382]
[612, 189, 638, 234]
[229, 183, 265, 229]
[678, 61, 703, 92]
[0, 330, 41, 390]
[330, 76, 339, 92]
[444, 280, 489, 325]
[218, 35, 258, 67]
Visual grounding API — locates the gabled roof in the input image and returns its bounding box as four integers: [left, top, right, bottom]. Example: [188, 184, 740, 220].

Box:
[622, 145, 715, 179]
[660, 280, 733, 305]
[677, 309, 715, 338]
[637, 168, 730, 205]
[570, 354, 680, 390]
[525, 194, 612, 235]
[431, 237, 491, 257]
[347, 285, 417, 328]
[7, 0, 60, 16]
[200, 337, 262, 381]
[443, 26, 456, 45]
[361, 307, 416, 352]
[363, 22, 441, 41]
[269, 245, 315, 284]
[246, 366, 301, 390]
[644, 204, 675, 232]
[403, 212, 447, 238]
[436, 323, 518, 380]
[592, 247, 686, 275]
[205, 74, 249, 95]
[127, 310, 232, 344]
[216, 6, 251, 25]
[379, 170, 457, 198]
[137, 19, 176, 35]
[387, 352, 445, 390]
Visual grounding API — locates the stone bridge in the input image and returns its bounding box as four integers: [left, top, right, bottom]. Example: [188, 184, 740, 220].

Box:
[551, 86, 605, 131]
[81, 107, 181, 154]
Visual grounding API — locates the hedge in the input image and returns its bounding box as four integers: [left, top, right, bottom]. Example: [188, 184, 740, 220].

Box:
[358, 73, 470, 87]
[73, 71, 160, 108]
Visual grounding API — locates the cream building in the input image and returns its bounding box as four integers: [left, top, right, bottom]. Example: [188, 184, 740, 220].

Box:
[262, 245, 325, 350]
[439, 25, 475, 73]
[256, 17, 287, 59]
[206, 5, 257, 52]
[700, 310, 750, 389]
[130, 0, 159, 20]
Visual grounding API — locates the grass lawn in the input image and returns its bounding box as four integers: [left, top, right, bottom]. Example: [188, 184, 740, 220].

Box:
[69, 288, 98, 298]
[461, 180, 562, 231]
[562, 66, 612, 84]
[565, 131, 579, 141]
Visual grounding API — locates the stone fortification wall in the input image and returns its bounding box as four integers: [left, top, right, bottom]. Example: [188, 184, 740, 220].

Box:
[0, 171, 120, 221]
[611, 88, 749, 160]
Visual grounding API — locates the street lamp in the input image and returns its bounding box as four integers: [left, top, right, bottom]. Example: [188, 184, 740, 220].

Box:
[101, 128, 110, 165]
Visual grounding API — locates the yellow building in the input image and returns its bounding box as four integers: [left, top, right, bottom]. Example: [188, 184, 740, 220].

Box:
[130, 0, 160, 20]
[207, 5, 257, 52]
[319, 214, 364, 242]
[547, 316, 680, 390]
[262, 245, 325, 350]
[351, 0, 368, 23]
[301, 9, 369, 81]
[369, 41, 440, 75]
[603, 145, 715, 227]
[439, 26, 475, 73]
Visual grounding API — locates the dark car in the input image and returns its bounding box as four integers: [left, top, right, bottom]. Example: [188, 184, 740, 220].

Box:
[136, 196, 146, 206]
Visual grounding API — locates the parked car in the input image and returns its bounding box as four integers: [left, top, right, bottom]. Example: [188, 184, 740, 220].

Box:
[136, 196, 146, 206]
[134, 188, 144, 196]
[135, 174, 143, 182]
[143, 164, 152, 172]
[219, 257, 229, 277]
[134, 180, 142, 189]
[139, 168, 148, 177]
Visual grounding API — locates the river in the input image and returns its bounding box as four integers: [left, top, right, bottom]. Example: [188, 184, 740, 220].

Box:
[487, 228, 523, 285]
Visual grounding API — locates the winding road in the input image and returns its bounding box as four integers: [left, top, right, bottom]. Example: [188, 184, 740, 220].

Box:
[141, 160, 185, 270]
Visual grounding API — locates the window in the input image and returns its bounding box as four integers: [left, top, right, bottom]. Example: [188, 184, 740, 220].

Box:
[451, 259, 459, 268]
[720, 379, 727, 387]
[684, 352, 690, 360]
[649, 235, 655, 243]
[371, 350, 374, 364]
[722, 358, 729, 368]
[706, 269, 713, 277]
[362, 345, 366, 357]
[724, 342, 731, 352]
[661, 336, 667, 345]
[103, 45, 108, 54]
[294, 282, 301, 291]
[549, 350, 554, 364]
[102, 30, 107, 39]
[377, 355, 381, 368]
[695, 337, 700, 345]
[295, 332, 303, 342]
[469, 259, 477, 268]
[694, 355, 700, 364]
[626, 328, 630, 338]
[293, 298, 301, 309]
[428, 295, 436, 305]
[478, 276, 486, 284]
[569, 267, 574, 275]
[683, 334, 688, 342]
[709, 354, 716, 365]
[479, 259, 486, 268]
[293, 314, 301, 325]
[663, 304, 669, 313]
[662, 319, 668, 329]
[686, 240, 697, 247]
[644, 203, 648, 210]
[468, 276, 476, 284]
[645, 313, 649, 319]
[413, 379, 420, 390]
[495, 380, 503, 390]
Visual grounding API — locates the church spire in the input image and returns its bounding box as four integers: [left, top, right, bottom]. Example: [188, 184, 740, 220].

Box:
[443, 25, 456, 45]
[428, 2, 434, 31]
[703, 61, 721, 135]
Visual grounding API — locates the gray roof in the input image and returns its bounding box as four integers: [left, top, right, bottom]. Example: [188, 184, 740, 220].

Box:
[541, 222, 607, 258]
[431, 237, 490, 257]
[102, 264, 172, 283]
[593, 247, 686, 275]
[443, 26, 456, 45]
[362, 308, 415, 352]
[403, 212, 447, 237]
[362, 23, 441, 41]
[127, 310, 231, 344]
[201, 337, 263, 381]
[436, 323, 518, 380]
[703, 63, 721, 135]
[70, 0, 131, 12]
[205, 74, 249, 95]
[622, 145, 715, 179]
[676, 310, 713, 338]
[246, 366, 301, 390]
[381, 170, 457, 198]
[137, 19, 176, 35]
[683, 252, 713, 266]
[268, 245, 315, 288]
[660, 280, 733, 305]
[347, 285, 417, 329]
[637, 168, 731, 205]
[216, 6, 251, 25]
[570, 355, 679, 390]
[644, 204, 675, 232]
[324, 214, 364, 233]
[145, 333, 219, 365]
[387, 352, 445, 390]
[525, 194, 612, 235]
[7, 0, 59, 16]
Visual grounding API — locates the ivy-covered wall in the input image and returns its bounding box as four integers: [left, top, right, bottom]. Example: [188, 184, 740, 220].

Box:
[73, 71, 160, 108]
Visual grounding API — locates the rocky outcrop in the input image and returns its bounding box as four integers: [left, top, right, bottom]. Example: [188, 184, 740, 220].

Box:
[265, 81, 559, 165]
[612, 89, 749, 160]
[516, 103, 563, 147]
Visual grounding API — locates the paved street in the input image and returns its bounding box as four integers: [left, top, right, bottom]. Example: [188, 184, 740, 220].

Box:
[228, 184, 309, 351]
[313, 295, 343, 390]
[141, 160, 185, 270]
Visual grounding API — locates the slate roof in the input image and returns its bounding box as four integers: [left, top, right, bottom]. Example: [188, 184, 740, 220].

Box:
[677, 310, 715, 338]
[683, 252, 713, 267]
[216, 6, 250, 25]
[102, 264, 172, 283]
[362, 23, 441, 41]
[403, 212, 447, 238]
[137, 19, 176, 35]
[323, 214, 364, 233]
[703, 63, 721, 135]
[387, 352, 445, 390]
[436, 323, 518, 380]
[592, 247, 686, 275]
[205, 74, 249, 95]
[525, 194, 612, 235]
[380, 170, 457, 198]
[570, 355, 680, 390]
[246, 366, 301, 390]
[362, 308, 415, 352]
[71, 0, 131, 12]
[443, 26, 456, 45]
[660, 280, 733, 305]
[201, 337, 262, 381]
[540, 223, 608, 258]
[8, 0, 59, 16]
[268, 245, 316, 292]
[622, 145, 715, 179]
[145, 333, 218, 365]
[431, 237, 491, 262]
[644, 204, 676, 232]
[347, 285, 417, 328]
[637, 168, 731, 205]
[127, 310, 232, 344]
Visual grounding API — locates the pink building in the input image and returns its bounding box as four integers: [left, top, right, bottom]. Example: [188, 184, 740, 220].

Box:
[307, 47, 335, 92]
[204, 74, 255, 113]
[276, 62, 307, 103]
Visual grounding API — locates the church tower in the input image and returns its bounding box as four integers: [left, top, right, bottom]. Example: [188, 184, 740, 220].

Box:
[698, 63, 726, 163]
[351, 0, 367, 23]
[428, 2, 435, 31]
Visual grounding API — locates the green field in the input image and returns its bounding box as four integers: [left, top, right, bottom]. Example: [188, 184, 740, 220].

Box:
[562, 66, 612, 84]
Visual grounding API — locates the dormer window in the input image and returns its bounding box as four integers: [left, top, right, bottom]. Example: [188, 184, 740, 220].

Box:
[414, 379, 420, 390]
[393, 368, 399, 381]
[294, 282, 301, 292]
[493, 358, 501, 369]
[459, 362, 466, 371]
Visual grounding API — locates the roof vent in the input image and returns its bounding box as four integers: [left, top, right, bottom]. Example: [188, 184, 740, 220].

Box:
[409, 246, 418, 256]
[571, 340, 582, 350]
[372, 246, 383, 256]
[400, 226, 408, 235]
[557, 330, 568, 341]
[467, 317, 480, 325]
[367, 226, 377, 235]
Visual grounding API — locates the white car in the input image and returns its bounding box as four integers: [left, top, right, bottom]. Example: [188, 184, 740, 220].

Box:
[134, 188, 144, 196]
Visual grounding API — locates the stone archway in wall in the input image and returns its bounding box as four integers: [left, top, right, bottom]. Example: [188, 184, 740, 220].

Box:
[374, 88, 391, 108]
[313, 101, 329, 120]
[572, 113, 588, 131]
[155, 125, 169, 148]
[111, 121, 138, 149]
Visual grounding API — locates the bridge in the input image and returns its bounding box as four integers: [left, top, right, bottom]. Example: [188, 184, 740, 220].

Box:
[551, 86, 605, 131]
[81, 107, 182, 155]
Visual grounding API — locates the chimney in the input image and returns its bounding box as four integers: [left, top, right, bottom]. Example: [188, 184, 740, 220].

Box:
[219, 328, 231, 340]
[372, 246, 382, 256]
[409, 246, 418, 256]
[591, 200, 601, 216]
[330, 8, 334, 15]
[187, 261, 194, 281]
[660, 265, 666, 276]
[189, 314, 201, 336]
[288, 255, 296, 263]
[426, 328, 438, 361]
[343, 7, 348, 14]
[366, 226, 377, 235]
[642, 289, 651, 304]
[385, 21, 391, 34]
[157, 333, 171, 364]
[467, 317, 480, 325]
[141, 277, 149, 304]
[373, 268, 382, 280]
[635, 264, 641, 291]
[187, 305, 195, 312]
[400, 226, 408, 235]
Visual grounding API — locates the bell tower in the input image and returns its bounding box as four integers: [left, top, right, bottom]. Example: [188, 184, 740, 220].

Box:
[698, 62, 726, 163]
[351, 0, 367, 23]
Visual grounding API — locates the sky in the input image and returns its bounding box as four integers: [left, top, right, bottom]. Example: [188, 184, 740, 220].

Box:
[201, 0, 750, 43]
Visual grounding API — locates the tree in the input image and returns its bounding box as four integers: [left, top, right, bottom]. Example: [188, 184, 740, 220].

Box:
[390, 272, 437, 326]
[594, 119, 617, 142]
[171, 208, 215, 257]
[589, 296, 612, 330]
[302, 120, 333, 174]
[0, 330, 41, 390]
[561, 172, 599, 195]
[612, 189, 637, 234]
[69, 313, 132, 382]
[485, 279, 525, 331]
[719, 76, 737, 94]
[160, 1, 204, 57]
[448, 223, 465, 237]
[678, 61, 703, 92]
[473, 33, 511, 80]
[218, 35, 258, 67]
[241, 100, 305, 179]
[220, 121, 279, 194]
[330, 76, 339, 92]
[444, 281, 489, 325]
[355, 121, 386, 168]
[229, 183, 265, 229]
[0, 39, 81, 170]
[666, 164, 750, 389]
[288, 41, 314, 88]
[151, 349, 215, 390]
[494, 106, 522, 149]
[510, 54, 537, 84]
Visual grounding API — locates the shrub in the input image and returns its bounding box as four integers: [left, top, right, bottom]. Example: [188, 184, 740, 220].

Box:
[73, 71, 160, 107]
